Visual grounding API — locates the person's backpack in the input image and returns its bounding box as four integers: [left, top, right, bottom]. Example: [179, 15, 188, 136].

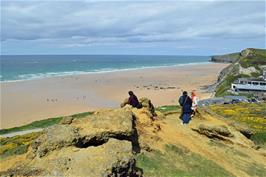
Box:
[179, 96, 184, 106]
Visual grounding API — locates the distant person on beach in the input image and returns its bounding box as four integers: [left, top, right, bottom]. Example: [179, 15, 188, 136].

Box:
[191, 91, 199, 117]
[128, 91, 142, 109]
[178, 91, 192, 124]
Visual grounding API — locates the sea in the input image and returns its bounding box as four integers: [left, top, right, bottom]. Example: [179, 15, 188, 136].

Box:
[0, 55, 210, 82]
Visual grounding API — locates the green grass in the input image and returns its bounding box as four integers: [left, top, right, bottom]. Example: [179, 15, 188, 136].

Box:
[209, 102, 266, 148]
[215, 48, 266, 97]
[215, 73, 249, 97]
[250, 132, 266, 148]
[136, 144, 234, 177]
[0, 132, 42, 159]
[156, 105, 180, 113]
[0, 111, 93, 135]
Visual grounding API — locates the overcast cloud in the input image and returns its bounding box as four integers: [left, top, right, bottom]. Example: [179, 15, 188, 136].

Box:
[1, 0, 265, 55]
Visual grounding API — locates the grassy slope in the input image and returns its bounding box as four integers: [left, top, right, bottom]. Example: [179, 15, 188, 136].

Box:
[136, 144, 234, 177]
[215, 48, 266, 97]
[208, 102, 266, 148]
[1, 104, 266, 176]
[0, 112, 93, 135]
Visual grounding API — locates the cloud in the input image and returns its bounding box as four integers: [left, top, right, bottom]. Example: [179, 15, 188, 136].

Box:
[1, 0, 265, 54]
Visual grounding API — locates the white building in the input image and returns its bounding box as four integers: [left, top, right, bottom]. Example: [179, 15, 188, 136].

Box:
[231, 78, 266, 92]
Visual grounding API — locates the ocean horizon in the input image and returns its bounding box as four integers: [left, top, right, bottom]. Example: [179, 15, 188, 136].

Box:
[0, 55, 210, 82]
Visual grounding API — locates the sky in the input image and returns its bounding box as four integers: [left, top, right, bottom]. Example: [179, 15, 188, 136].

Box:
[1, 0, 265, 55]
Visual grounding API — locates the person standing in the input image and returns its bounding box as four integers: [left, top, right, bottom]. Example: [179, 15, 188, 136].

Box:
[191, 91, 199, 117]
[178, 91, 192, 124]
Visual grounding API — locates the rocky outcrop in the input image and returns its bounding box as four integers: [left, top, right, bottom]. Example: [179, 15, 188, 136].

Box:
[2, 108, 143, 177]
[121, 97, 156, 116]
[211, 52, 240, 63]
[192, 124, 234, 141]
[31, 124, 79, 157]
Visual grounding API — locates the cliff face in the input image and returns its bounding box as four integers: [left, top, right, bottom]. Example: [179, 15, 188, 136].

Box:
[213, 48, 266, 96]
[1, 100, 266, 177]
[211, 52, 240, 63]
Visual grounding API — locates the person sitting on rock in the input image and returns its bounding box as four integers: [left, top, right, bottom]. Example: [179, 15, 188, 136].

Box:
[128, 91, 142, 109]
[178, 91, 192, 124]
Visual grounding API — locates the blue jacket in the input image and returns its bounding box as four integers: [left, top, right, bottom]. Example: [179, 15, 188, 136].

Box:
[179, 95, 192, 114]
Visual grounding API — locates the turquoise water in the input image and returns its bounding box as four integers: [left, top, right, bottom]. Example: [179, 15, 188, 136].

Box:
[0, 55, 210, 82]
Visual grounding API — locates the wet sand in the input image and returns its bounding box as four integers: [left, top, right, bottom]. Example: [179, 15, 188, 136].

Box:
[0, 63, 228, 128]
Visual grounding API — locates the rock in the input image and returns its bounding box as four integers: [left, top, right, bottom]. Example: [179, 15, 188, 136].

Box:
[121, 97, 156, 116]
[32, 125, 79, 157]
[72, 108, 135, 147]
[120, 98, 129, 108]
[30, 139, 141, 177]
[230, 122, 254, 139]
[139, 97, 156, 116]
[59, 116, 74, 125]
[192, 124, 234, 140]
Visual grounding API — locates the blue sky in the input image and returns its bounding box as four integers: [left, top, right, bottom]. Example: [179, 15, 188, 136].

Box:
[1, 0, 265, 55]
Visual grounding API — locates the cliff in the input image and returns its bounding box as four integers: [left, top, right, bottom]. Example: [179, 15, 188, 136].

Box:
[213, 48, 266, 96]
[1, 99, 266, 176]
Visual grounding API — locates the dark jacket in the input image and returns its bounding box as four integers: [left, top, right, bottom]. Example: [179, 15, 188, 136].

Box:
[128, 95, 142, 108]
[179, 95, 192, 114]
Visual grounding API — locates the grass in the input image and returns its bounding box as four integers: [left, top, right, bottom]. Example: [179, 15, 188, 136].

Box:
[215, 73, 249, 97]
[215, 48, 266, 97]
[156, 105, 180, 114]
[0, 132, 42, 159]
[208, 102, 266, 148]
[136, 144, 234, 177]
[0, 111, 93, 135]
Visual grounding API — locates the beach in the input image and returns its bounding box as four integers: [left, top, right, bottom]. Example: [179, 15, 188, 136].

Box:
[0, 63, 228, 128]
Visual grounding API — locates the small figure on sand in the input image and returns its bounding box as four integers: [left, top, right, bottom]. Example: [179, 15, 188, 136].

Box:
[178, 91, 192, 124]
[191, 90, 199, 117]
[128, 91, 142, 109]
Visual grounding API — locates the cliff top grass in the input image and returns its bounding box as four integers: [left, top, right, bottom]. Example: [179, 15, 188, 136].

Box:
[0, 111, 93, 135]
[215, 48, 266, 97]
[0, 132, 42, 159]
[208, 102, 266, 147]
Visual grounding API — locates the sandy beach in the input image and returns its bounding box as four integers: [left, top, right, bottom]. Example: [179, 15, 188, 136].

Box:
[0, 63, 228, 128]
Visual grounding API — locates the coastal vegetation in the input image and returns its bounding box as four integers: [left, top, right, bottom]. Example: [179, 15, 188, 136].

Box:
[0, 112, 93, 135]
[214, 48, 266, 97]
[1, 102, 266, 176]
[208, 102, 266, 148]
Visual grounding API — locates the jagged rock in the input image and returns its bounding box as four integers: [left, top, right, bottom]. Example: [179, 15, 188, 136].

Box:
[229, 122, 254, 139]
[59, 116, 74, 125]
[72, 108, 135, 147]
[120, 98, 129, 108]
[32, 124, 79, 157]
[30, 139, 141, 177]
[139, 97, 156, 116]
[192, 124, 234, 140]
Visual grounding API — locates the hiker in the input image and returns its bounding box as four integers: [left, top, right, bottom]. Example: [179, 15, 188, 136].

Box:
[178, 91, 192, 124]
[128, 91, 142, 109]
[191, 91, 199, 117]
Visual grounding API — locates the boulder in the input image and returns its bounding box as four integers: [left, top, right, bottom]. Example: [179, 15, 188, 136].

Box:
[139, 97, 156, 116]
[31, 124, 79, 157]
[192, 124, 234, 140]
[72, 108, 135, 147]
[229, 122, 254, 139]
[3, 139, 142, 177]
[59, 116, 74, 125]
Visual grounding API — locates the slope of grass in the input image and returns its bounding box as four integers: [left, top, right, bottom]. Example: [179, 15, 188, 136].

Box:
[208, 102, 266, 148]
[239, 49, 266, 69]
[215, 48, 266, 96]
[215, 73, 249, 97]
[0, 111, 93, 135]
[136, 144, 234, 177]
[0, 132, 42, 159]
